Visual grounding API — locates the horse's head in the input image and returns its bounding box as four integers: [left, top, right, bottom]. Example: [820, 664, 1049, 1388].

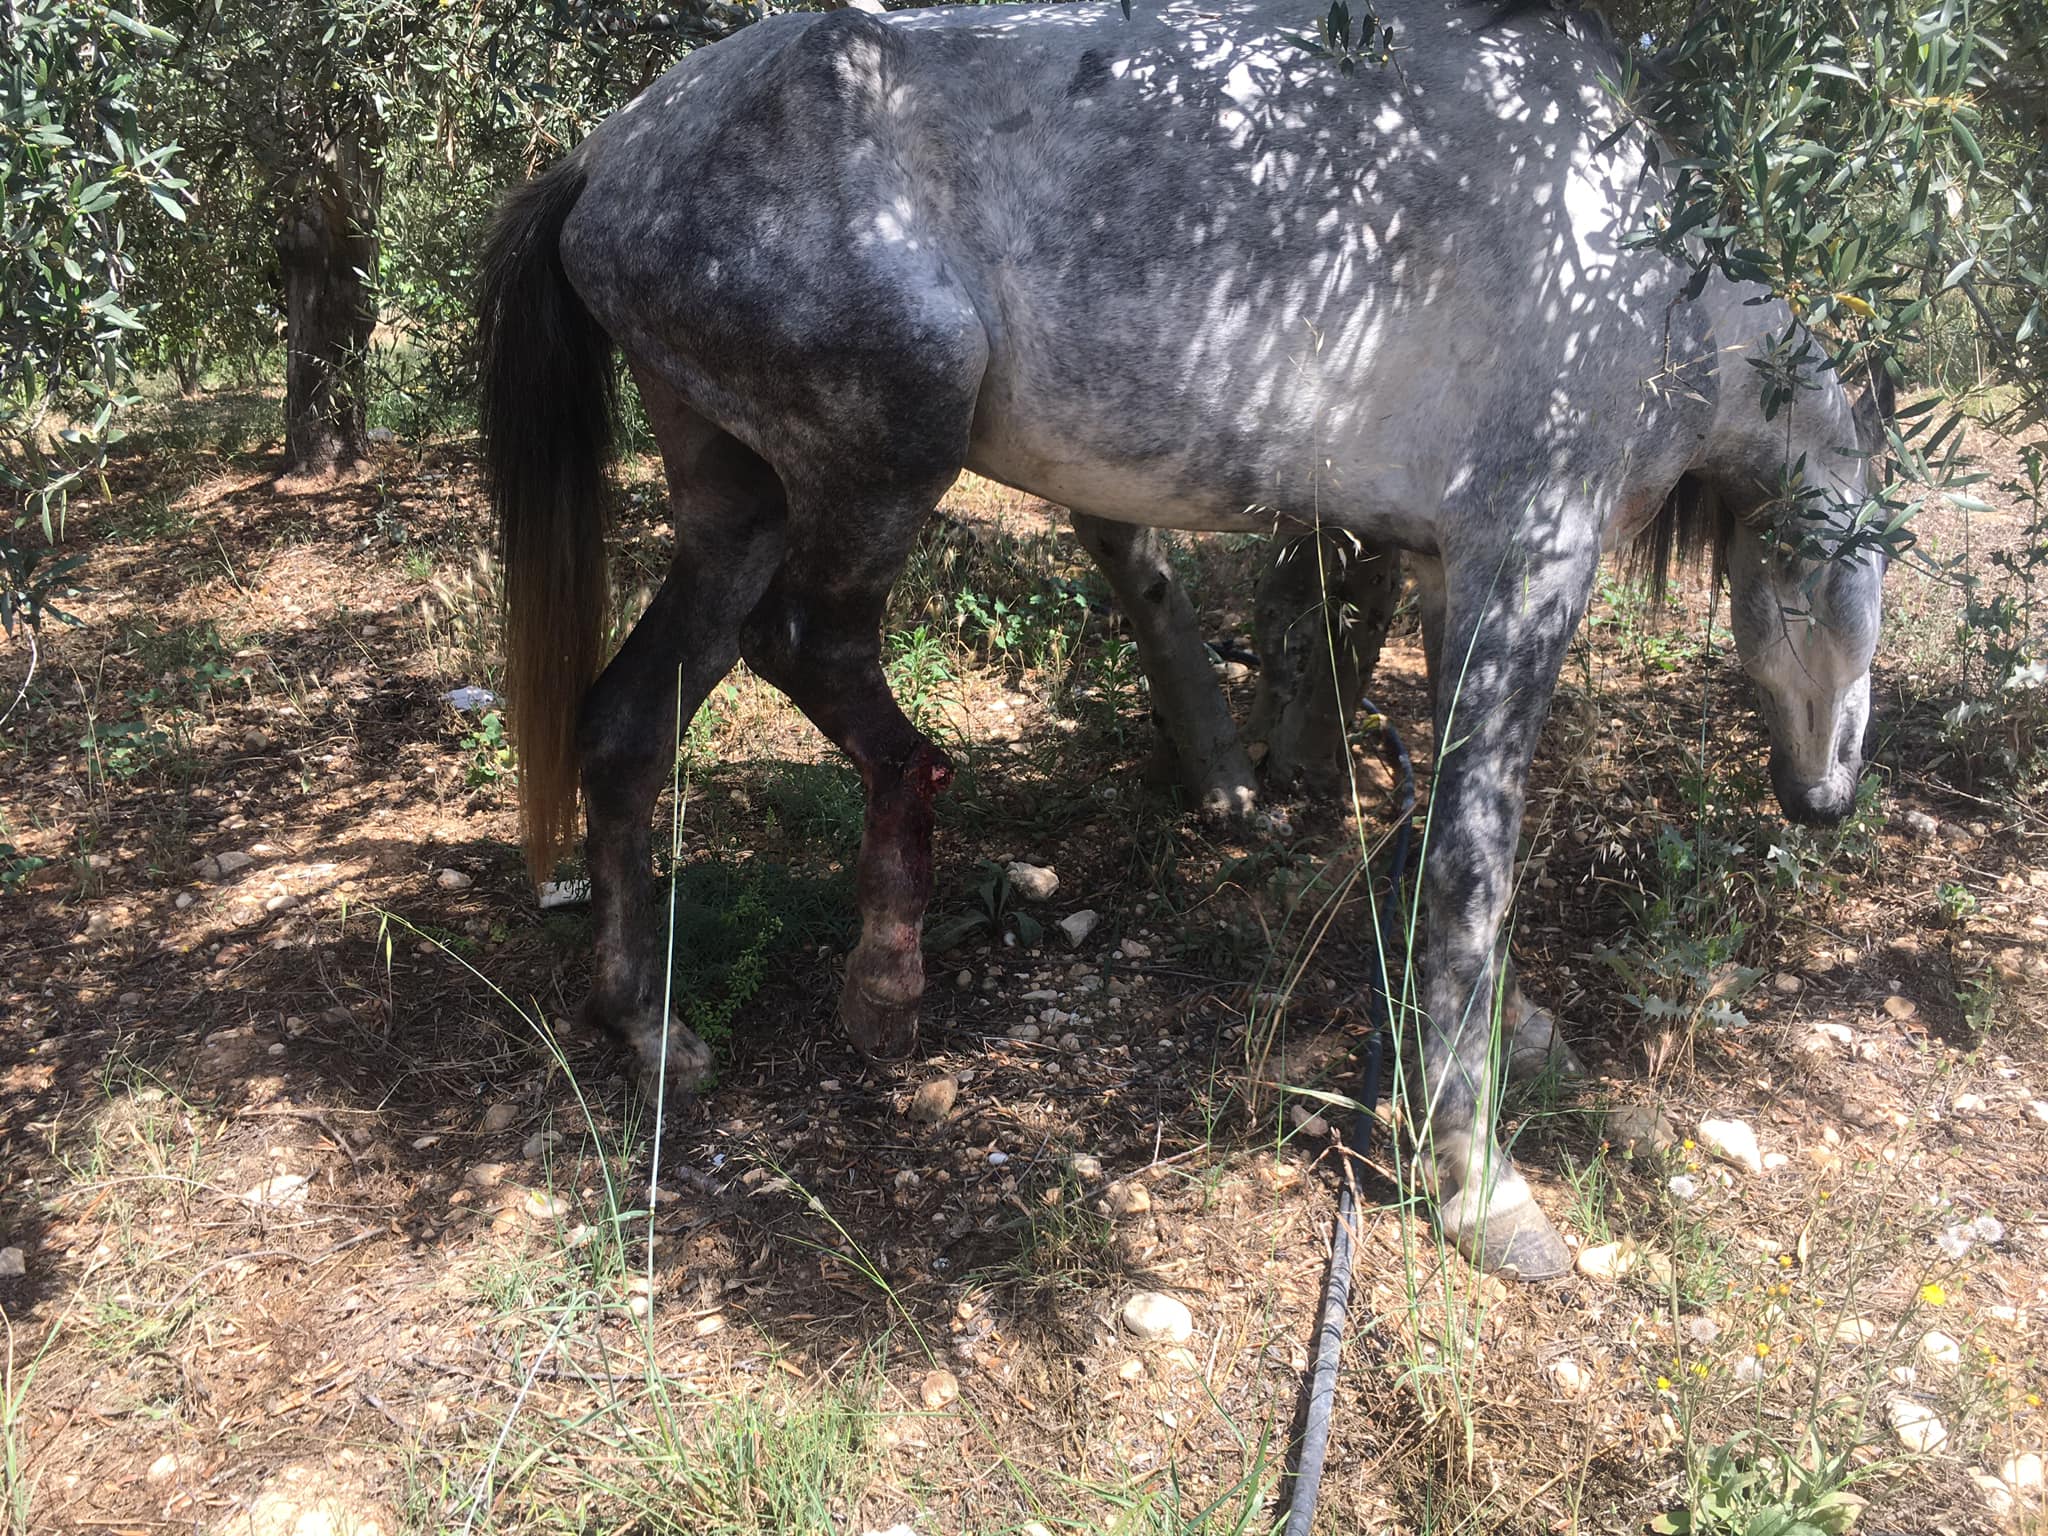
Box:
[1724, 379, 1889, 826]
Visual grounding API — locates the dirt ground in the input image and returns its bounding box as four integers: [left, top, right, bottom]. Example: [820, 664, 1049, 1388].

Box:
[1, 394, 2044, 1535]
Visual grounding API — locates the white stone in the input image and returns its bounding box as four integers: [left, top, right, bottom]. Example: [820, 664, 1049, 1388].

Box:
[1118, 938, 1152, 960]
[214, 850, 255, 875]
[2003, 1451, 2045, 1494]
[920, 1369, 959, 1409]
[435, 868, 473, 891]
[147, 1451, 180, 1482]
[175, 891, 196, 909]
[907, 1076, 957, 1124]
[1972, 1470, 2018, 1520]
[1698, 1116, 1764, 1175]
[1547, 1356, 1590, 1395]
[1833, 1317, 1879, 1345]
[1057, 909, 1100, 948]
[242, 1174, 309, 1209]
[1005, 862, 1058, 901]
[1887, 1397, 1947, 1453]
[1066, 1154, 1103, 1183]
[522, 1131, 562, 1160]
[1919, 1330, 1963, 1367]
[1006, 1022, 1041, 1043]
[1121, 1291, 1193, 1343]
[0, 1248, 23, 1278]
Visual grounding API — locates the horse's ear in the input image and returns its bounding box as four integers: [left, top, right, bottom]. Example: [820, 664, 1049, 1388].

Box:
[1851, 358, 1898, 457]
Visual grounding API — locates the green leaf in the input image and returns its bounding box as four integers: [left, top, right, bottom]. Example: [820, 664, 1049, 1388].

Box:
[1950, 117, 1984, 171]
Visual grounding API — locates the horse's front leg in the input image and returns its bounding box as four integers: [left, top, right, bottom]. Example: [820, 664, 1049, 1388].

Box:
[1416, 548, 1594, 1279]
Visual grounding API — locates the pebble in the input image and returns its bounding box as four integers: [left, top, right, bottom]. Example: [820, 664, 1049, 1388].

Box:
[263, 892, 296, 913]
[1022, 1524, 1054, 1536]
[436, 868, 473, 891]
[955, 970, 972, 989]
[1287, 1104, 1332, 1138]
[920, 1369, 959, 1410]
[1005, 861, 1058, 901]
[1006, 1022, 1042, 1043]
[1882, 995, 1917, 1022]
[1058, 909, 1099, 948]
[1920, 1331, 1963, 1367]
[1066, 1154, 1103, 1183]
[464, 1162, 511, 1188]
[1833, 1317, 1879, 1345]
[522, 1131, 562, 1160]
[1605, 1102, 1676, 1156]
[214, 850, 255, 875]
[243, 727, 272, 752]
[1771, 972, 1803, 996]
[1697, 1116, 1764, 1176]
[243, 1173, 309, 1209]
[1121, 1291, 1193, 1343]
[523, 1190, 569, 1220]
[480, 1102, 520, 1133]
[1575, 1240, 1672, 1286]
[2032, 1101, 2048, 1126]
[1952, 1092, 1987, 1114]
[2004, 1452, 2045, 1494]
[1547, 1357, 1590, 1395]
[1116, 1358, 1146, 1382]
[1118, 938, 1151, 960]
[907, 1076, 957, 1124]
[1103, 1180, 1151, 1217]
[1972, 1471, 2018, 1520]
[175, 891, 196, 909]
[0, 1248, 23, 1278]
[1901, 809, 1940, 840]
[1058, 1032, 1082, 1053]
[147, 1451, 180, 1482]
[1887, 1397, 1947, 1453]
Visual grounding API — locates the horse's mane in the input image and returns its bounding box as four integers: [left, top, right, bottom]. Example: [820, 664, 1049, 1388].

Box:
[1626, 473, 1731, 601]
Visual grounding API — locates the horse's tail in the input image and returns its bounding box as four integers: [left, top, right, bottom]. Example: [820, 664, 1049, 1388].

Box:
[479, 156, 618, 881]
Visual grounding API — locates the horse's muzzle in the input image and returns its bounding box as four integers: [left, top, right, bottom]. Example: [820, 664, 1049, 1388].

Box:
[1771, 752, 1859, 827]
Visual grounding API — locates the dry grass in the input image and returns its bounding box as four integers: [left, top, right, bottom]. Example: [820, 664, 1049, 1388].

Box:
[0, 396, 2042, 1534]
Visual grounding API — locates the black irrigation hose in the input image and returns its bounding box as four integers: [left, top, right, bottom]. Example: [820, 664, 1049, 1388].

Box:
[1279, 697, 1416, 1536]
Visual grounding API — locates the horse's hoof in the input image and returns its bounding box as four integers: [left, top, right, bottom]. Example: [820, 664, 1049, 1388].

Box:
[1459, 1196, 1572, 1282]
[1506, 1003, 1584, 1083]
[1197, 779, 1259, 825]
[838, 978, 920, 1061]
[583, 999, 714, 1093]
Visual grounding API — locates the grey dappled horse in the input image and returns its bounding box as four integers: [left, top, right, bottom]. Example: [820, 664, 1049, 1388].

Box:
[478, 0, 1887, 1278]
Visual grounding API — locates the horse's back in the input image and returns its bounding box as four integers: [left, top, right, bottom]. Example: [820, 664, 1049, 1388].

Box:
[565, 0, 1711, 535]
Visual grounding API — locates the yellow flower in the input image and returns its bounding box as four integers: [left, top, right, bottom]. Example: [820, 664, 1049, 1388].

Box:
[1920, 1283, 1947, 1307]
[1657, 1375, 1673, 1391]
[1755, 1342, 1771, 1358]
[2027, 1393, 2041, 1408]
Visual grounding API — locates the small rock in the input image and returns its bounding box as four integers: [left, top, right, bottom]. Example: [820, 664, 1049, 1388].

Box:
[1833, 1317, 1879, 1345]
[1058, 1032, 1082, 1052]
[627, 1293, 650, 1319]
[1547, 1356, 1590, 1395]
[1951, 1092, 1986, 1114]
[1606, 1102, 1676, 1156]
[243, 727, 272, 753]
[523, 1190, 569, 1220]
[522, 1131, 562, 1160]
[242, 1173, 309, 1209]
[1005, 861, 1058, 901]
[1882, 995, 1917, 1022]
[1972, 1470, 2018, 1520]
[1103, 1179, 1151, 1217]
[1919, 1331, 1962, 1367]
[919, 1369, 959, 1410]
[1022, 1523, 1054, 1536]
[214, 850, 255, 876]
[2003, 1451, 2045, 1494]
[1771, 972, 1804, 996]
[480, 1102, 520, 1133]
[1116, 1358, 1146, 1382]
[2031, 1101, 2048, 1126]
[263, 892, 297, 914]
[1575, 1240, 1671, 1286]
[147, 1451, 180, 1482]
[1057, 909, 1100, 948]
[1899, 809, 1939, 840]
[955, 970, 972, 989]
[908, 1076, 958, 1124]
[1006, 1022, 1042, 1043]
[464, 1162, 511, 1188]
[1066, 1153, 1103, 1183]
[1287, 1103, 1332, 1138]
[986, 1150, 1009, 1166]
[1887, 1397, 1947, 1453]
[436, 868, 473, 891]
[174, 891, 196, 909]
[1698, 1116, 1764, 1176]
[1163, 1347, 1199, 1372]
[1121, 1291, 1193, 1343]
[1118, 938, 1151, 960]
[0, 1248, 23, 1278]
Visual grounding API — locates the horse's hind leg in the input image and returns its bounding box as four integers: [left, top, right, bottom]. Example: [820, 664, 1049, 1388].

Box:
[741, 470, 966, 1062]
[1069, 513, 1257, 821]
[1417, 543, 1596, 1279]
[580, 368, 784, 1089]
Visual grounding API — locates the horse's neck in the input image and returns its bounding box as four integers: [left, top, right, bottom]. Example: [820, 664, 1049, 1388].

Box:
[1697, 280, 1862, 501]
